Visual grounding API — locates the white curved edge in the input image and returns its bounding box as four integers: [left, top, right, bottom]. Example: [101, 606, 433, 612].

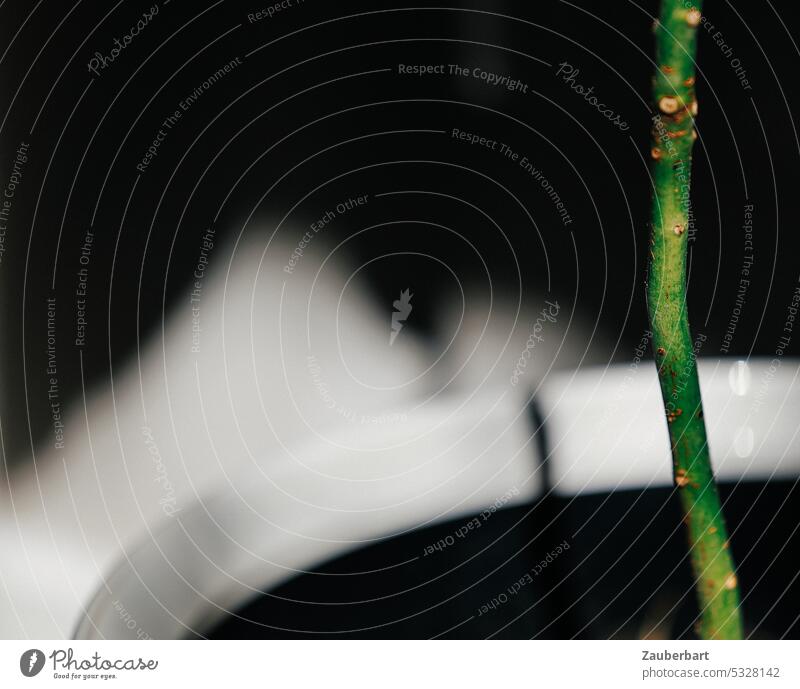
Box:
[72, 391, 542, 639]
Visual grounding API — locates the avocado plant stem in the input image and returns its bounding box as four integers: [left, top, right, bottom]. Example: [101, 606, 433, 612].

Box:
[647, 0, 743, 639]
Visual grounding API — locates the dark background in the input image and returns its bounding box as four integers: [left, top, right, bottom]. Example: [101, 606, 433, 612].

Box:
[1, 0, 798, 638]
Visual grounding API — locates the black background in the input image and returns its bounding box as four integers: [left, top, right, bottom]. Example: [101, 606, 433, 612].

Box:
[1, 0, 798, 638]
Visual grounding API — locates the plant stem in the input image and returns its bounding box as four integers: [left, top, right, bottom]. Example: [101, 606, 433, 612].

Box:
[647, 0, 743, 639]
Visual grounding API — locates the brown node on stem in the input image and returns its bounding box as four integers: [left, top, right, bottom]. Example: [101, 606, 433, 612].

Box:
[658, 96, 680, 114]
[724, 574, 738, 590]
[657, 346, 666, 356]
[708, 526, 718, 534]
[651, 147, 662, 160]
[676, 469, 689, 487]
[673, 224, 685, 236]
[667, 408, 683, 424]
[684, 76, 696, 87]
[661, 64, 674, 74]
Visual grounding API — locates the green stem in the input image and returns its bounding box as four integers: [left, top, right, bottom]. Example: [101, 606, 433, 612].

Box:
[647, 0, 743, 639]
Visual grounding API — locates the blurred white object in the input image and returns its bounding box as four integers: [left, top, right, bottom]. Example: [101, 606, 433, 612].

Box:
[541, 358, 800, 495]
[0, 229, 541, 639]
[71, 353, 800, 639]
[1, 227, 798, 639]
[73, 391, 541, 640]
